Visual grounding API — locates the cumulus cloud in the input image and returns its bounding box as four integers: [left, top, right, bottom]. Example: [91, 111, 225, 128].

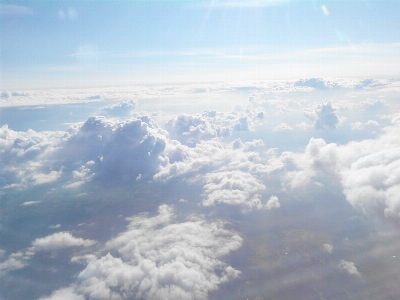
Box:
[56, 116, 168, 185]
[99, 100, 137, 116]
[338, 260, 361, 277]
[351, 120, 380, 130]
[165, 114, 230, 147]
[39, 287, 84, 300]
[201, 171, 266, 209]
[283, 114, 400, 220]
[42, 205, 242, 300]
[295, 122, 312, 130]
[32, 232, 96, 251]
[0, 232, 96, 272]
[0, 125, 64, 189]
[265, 195, 280, 210]
[273, 123, 293, 131]
[294, 78, 329, 90]
[304, 101, 339, 129]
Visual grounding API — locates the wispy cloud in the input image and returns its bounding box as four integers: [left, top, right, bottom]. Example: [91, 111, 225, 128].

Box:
[0, 4, 33, 15]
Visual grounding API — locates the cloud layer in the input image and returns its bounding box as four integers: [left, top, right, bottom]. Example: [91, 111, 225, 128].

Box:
[41, 205, 242, 300]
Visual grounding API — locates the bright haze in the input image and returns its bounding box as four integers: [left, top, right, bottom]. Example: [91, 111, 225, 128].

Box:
[1, 1, 400, 299]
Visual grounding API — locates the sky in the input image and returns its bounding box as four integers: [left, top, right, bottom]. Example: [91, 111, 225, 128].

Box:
[2, 1, 400, 300]
[1, 0, 400, 88]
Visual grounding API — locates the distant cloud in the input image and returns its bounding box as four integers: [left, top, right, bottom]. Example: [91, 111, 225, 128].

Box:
[58, 7, 77, 20]
[0, 92, 9, 99]
[339, 260, 361, 277]
[166, 114, 230, 147]
[21, 201, 41, 206]
[0, 232, 96, 272]
[265, 195, 280, 210]
[294, 78, 329, 90]
[48, 224, 61, 229]
[283, 113, 400, 220]
[351, 120, 380, 130]
[0, 4, 33, 15]
[273, 123, 293, 131]
[321, 5, 329, 16]
[295, 122, 312, 130]
[202, 171, 266, 209]
[305, 101, 339, 129]
[323, 243, 333, 254]
[99, 100, 137, 116]
[32, 232, 96, 251]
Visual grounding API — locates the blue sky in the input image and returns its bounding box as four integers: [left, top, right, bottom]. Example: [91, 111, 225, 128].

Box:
[2, 0, 400, 88]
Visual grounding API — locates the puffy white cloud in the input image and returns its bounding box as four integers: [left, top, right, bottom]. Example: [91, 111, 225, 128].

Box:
[0, 115, 170, 190]
[0, 125, 64, 189]
[201, 171, 266, 209]
[304, 102, 339, 129]
[60, 116, 168, 183]
[283, 114, 400, 220]
[32, 232, 96, 251]
[295, 122, 312, 130]
[43, 205, 242, 300]
[338, 260, 361, 277]
[99, 100, 137, 116]
[350, 120, 380, 130]
[294, 78, 329, 90]
[273, 123, 293, 131]
[265, 195, 280, 210]
[39, 287, 84, 300]
[282, 137, 339, 189]
[165, 114, 230, 147]
[157, 137, 280, 181]
[0, 232, 96, 272]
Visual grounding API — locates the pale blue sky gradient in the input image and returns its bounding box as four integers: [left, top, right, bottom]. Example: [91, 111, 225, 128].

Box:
[1, 0, 400, 88]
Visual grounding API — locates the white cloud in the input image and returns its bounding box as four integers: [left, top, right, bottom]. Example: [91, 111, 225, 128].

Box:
[295, 122, 312, 130]
[43, 205, 242, 300]
[99, 100, 137, 116]
[351, 120, 380, 130]
[21, 201, 41, 206]
[321, 5, 329, 16]
[59, 116, 168, 184]
[323, 243, 333, 254]
[273, 123, 293, 131]
[283, 114, 400, 220]
[265, 195, 280, 210]
[32, 232, 96, 251]
[0, 232, 96, 272]
[304, 101, 339, 129]
[338, 260, 361, 277]
[39, 287, 84, 300]
[165, 114, 230, 147]
[202, 171, 266, 209]
[48, 224, 61, 229]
